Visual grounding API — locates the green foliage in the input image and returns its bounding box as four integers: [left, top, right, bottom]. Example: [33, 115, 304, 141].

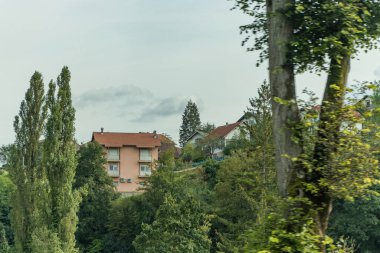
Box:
[106, 195, 152, 253]
[222, 81, 272, 157]
[243, 198, 353, 253]
[0, 145, 13, 169]
[10, 68, 82, 253]
[233, 0, 380, 72]
[133, 193, 211, 253]
[74, 142, 119, 253]
[364, 82, 380, 142]
[181, 143, 194, 162]
[207, 81, 276, 252]
[232, 0, 268, 65]
[158, 147, 176, 169]
[213, 150, 277, 252]
[245, 81, 272, 148]
[30, 227, 63, 253]
[106, 166, 186, 252]
[179, 100, 201, 147]
[0, 173, 15, 247]
[87, 239, 104, 253]
[223, 136, 250, 156]
[329, 195, 380, 253]
[291, 0, 380, 72]
[10, 71, 47, 253]
[106, 163, 212, 253]
[202, 159, 220, 188]
[296, 87, 380, 201]
[181, 143, 205, 163]
[0, 223, 10, 253]
[43, 66, 81, 253]
[199, 123, 215, 133]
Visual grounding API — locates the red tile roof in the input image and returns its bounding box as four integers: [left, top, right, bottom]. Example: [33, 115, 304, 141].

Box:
[92, 132, 162, 148]
[209, 122, 241, 138]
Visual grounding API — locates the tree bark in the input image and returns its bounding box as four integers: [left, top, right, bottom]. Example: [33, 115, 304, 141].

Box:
[311, 54, 351, 253]
[267, 1, 351, 251]
[267, 0, 302, 197]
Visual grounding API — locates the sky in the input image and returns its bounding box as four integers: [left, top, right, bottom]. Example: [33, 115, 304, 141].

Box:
[1, 0, 380, 146]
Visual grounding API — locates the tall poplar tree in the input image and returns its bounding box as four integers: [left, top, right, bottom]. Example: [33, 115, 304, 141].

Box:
[10, 72, 47, 252]
[179, 100, 201, 147]
[43, 66, 80, 253]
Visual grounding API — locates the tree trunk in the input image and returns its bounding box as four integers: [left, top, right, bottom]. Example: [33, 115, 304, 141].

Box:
[267, 1, 351, 250]
[267, 0, 302, 197]
[311, 54, 351, 252]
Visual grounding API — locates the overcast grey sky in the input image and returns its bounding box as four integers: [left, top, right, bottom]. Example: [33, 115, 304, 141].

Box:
[1, 0, 380, 146]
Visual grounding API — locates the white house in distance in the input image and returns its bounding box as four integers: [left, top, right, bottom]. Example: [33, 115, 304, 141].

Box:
[186, 130, 208, 145]
[208, 122, 242, 158]
[184, 112, 253, 158]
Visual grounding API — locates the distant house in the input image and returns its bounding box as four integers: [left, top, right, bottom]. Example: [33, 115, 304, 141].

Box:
[207, 122, 243, 158]
[185, 130, 207, 146]
[92, 130, 163, 196]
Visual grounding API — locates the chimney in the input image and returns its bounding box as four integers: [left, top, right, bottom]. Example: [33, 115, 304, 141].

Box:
[101, 127, 104, 134]
[153, 130, 157, 139]
[225, 122, 229, 125]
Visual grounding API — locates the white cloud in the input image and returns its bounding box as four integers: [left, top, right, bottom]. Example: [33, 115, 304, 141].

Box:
[75, 85, 201, 123]
[74, 85, 153, 110]
[135, 97, 188, 122]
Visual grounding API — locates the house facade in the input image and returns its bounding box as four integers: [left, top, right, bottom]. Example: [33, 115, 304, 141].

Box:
[186, 130, 207, 146]
[208, 122, 242, 158]
[92, 131, 161, 196]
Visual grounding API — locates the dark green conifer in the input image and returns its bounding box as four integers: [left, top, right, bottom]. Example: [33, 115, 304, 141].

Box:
[179, 100, 201, 147]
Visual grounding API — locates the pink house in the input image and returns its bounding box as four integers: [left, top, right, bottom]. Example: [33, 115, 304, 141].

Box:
[92, 131, 162, 196]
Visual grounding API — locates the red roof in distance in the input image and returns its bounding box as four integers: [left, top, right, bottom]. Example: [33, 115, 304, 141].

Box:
[92, 132, 162, 148]
[209, 122, 241, 138]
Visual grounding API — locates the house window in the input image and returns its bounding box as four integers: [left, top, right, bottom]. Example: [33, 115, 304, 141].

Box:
[140, 149, 151, 161]
[107, 148, 119, 161]
[139, 164, 152, 177]
[108, 163, 119, 177]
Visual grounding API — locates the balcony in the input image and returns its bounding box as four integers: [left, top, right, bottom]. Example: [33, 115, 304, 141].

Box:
[108, 163, 119, 177]
[139, 165, 152, 177]
[139, 172, 152, 178]
[108, 170, 120, 177]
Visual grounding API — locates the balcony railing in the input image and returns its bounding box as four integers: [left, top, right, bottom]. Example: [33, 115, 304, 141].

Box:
[108, 169, 120, 177]
[139, 171, 152, 177]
